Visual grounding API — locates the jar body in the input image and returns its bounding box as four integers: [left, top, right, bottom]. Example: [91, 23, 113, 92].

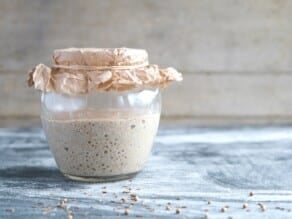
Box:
[41, 89, 161, 182]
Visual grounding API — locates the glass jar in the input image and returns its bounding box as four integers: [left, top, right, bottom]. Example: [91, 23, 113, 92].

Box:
[41, 89, 161, 182]
[28, 47, 182, 182]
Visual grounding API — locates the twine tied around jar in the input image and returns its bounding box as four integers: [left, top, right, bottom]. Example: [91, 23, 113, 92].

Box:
[52, 61, 149, 71]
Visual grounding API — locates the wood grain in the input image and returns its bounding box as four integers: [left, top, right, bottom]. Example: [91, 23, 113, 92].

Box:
[0, 127, 292, 218]
[2, 72, 292, 126]
[1, 0, 292, 125]
[0, 0, 291, 72]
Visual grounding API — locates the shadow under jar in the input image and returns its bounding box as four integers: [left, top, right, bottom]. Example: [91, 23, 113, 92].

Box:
[28, 47, 182, 182]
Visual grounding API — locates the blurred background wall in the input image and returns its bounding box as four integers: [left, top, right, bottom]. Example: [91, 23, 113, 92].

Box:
[1, 0, 292, 127]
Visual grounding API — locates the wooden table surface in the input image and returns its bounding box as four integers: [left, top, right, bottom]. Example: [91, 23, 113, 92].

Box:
[1, 126, 292, 219]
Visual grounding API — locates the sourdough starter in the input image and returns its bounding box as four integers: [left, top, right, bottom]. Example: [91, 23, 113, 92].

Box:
[42, 112, 160, 177]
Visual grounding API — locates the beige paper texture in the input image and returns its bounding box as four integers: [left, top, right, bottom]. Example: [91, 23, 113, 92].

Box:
[28, 48, 182, 95]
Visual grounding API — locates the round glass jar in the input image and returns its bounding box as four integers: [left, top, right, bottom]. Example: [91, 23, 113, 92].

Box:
[41, 89, 161, 182]
[28, 47, 182, 182]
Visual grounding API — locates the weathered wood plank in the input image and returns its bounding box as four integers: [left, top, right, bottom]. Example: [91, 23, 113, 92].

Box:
[1, 0, 292, 125]
[0, 127, 292, 218]
[2, 72, 292, 125]
[4, 115, 292, 128]
[164, 73, 292, 117]
[0, 0, 292, 72]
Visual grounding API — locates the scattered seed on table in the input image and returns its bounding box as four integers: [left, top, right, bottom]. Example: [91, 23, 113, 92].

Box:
[242, 203, 248, 209]
[221, 207, 227, 213]
[166, 206, 171, 211]
[5, 208, 15, 213]
[176, 208, 181, 214]
[130, 194, 139, 201]
[249, 192, 254, 197]
[258, 203, 266, 211]
[56, 203, 65, 209]
[207, 200, 212, 205]
[124, 208, 129, 215]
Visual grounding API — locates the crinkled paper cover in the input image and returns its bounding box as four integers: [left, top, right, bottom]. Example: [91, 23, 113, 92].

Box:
[28, 48, 183, 95]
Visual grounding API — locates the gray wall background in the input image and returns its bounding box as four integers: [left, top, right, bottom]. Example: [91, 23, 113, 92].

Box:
[1, 0, 292, 126]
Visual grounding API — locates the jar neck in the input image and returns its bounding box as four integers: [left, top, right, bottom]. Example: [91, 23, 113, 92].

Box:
[41, 89, 161, 117]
